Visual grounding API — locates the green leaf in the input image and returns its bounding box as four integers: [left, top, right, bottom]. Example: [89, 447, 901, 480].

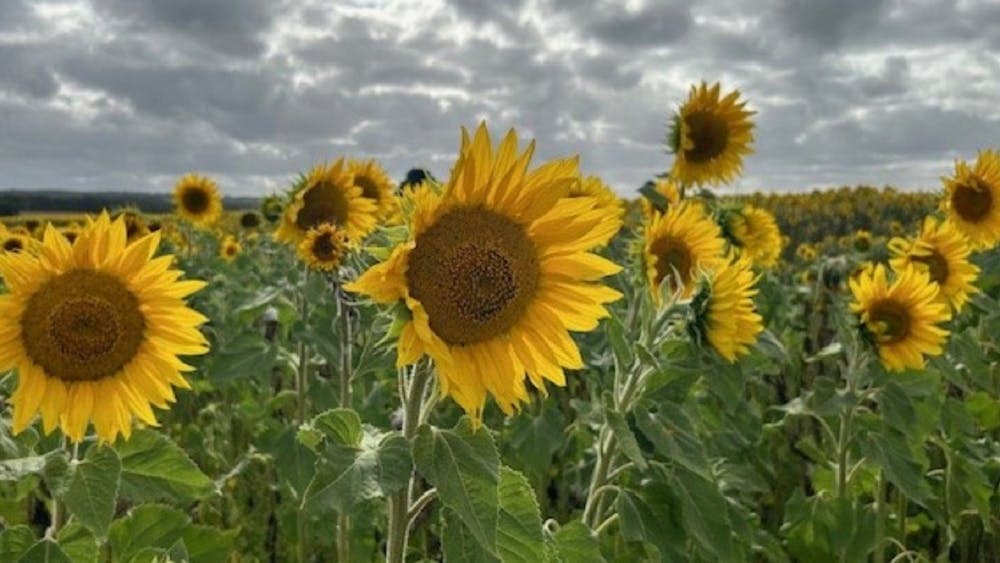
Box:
[441, 508, 499, 563]
[617, 486, 685, 562]
[181, 525, 238, 563]
[301, 443, 379, 514]
[496, 467, 545, 563]
[547, 521, 605, 563]
[634, 404, 710, 479]
[376, 433, 412, 496]
[16, 539, 72, 563]
[505, 407, 565, 477]
[312, 408, 363, 446]
[271, 427, 316, 496]
[413, 418, 500, 555]
[62, 445, 120, 539]
[0, 526, 36, 561]
[116, 429, 214, 503]
[107, 504, 191, 561]
[603, 394, 648, 471]
[42, 452, 72, 499]
[672, 466, 736, 561]
[859, 430, 933, 505]
[56, 521, 99, 563]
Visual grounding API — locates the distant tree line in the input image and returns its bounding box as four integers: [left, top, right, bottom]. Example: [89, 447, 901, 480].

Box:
[0, 191, 260, 215]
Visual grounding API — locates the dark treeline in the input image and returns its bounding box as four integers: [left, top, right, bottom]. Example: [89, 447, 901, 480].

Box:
[0, 191, 260, 216]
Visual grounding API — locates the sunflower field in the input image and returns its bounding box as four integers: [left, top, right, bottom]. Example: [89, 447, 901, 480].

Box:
[2, 82, 1000, 563]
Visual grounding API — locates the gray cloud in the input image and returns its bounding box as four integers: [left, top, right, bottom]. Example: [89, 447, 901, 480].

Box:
[0, 0, 998, 195]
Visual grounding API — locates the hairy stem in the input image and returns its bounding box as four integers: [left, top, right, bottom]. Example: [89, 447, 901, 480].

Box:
[386, 364, 432, 563]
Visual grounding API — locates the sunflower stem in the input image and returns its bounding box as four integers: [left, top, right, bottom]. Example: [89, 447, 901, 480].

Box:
[336, 280, 353, 562]
[386, 363, 432, 563]
[45, 435, 70, 538]
[874, 469, 888, 563]
[296, 267, 311, 563]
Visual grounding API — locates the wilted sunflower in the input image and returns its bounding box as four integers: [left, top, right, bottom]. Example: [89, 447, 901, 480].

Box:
[690, 255, 763, 362]
[569, 175, 625, 227]
[643, 200, 726, 300]
[849, 264, 950, 372]
[941, 150, 1000, 249]
[668, 82, 754, 187]
[276, 160, 378, 244]
[220, 236, 241, 262]
[347, 124, 622, 421]
[173, 174, 223, 227]
[889, 217, 978, 312]
[726, 205, 782, 268]
[298, 223, 349, 271]
[0, 213, 208, 442]
[349, 159, 396, 220]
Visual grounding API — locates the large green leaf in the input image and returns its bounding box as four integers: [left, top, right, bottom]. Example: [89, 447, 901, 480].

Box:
[441, 508, 498, 563]
[107, 504, 190, 562]
[300, 441, 380, 514]
[375, 433, 412, 496]
[546, 521, 605, 563]
[56, 521, 98, 563]
[181, 525, 238, 563]
[634, 404, 710, 479]
[0, 526, 35, 561]
[859, 429, 933, 505]
[413, 418, 500, 555]
[505, 407, 565, 477]
[603, 394, 647, 471]
[62, 445, 120, 539]
[16, 540, 72, 563]
[272, 426, 316, 496]
[617, 485, 685, 562]
[116, 429, 214, 503]
[672, 466, 736, 561]
[496, 467, 545, 563]
[312, 408, 363, 446]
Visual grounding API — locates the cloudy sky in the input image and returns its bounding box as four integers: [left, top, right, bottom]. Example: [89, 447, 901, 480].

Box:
[1, 0, 998, 196]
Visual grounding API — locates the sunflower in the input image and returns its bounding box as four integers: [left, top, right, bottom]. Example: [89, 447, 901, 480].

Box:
[889, 217, 978, 312]
[173, 174, 223, 227]
[940, 150, 1000, 249]
[117, 211, 149, 243]
[1, 229, 34, 255]
[641, 178, 683, 218]
[298, 223, 349, 271]
[569, 176, 625, 226]
[220, 236, 241, 262]
[668, 82, 754, 187]
[346, 124, 622, 421]
[59, 224, 82, 244]
[849, 264, 950, 372]
[0, 213, 208, 442]
[239, 211, 262, 230]
[691, 255, 763, 362]
[348, 159, 396, 220]
[276, 160, 378, 244]
[643, 200, 726, 301]
[853, 230, 872, 252]
[726, 205, 782, 268]
[796, 243, 817, 261]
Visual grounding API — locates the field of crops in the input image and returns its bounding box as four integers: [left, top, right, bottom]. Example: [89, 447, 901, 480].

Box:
[2, 83, 1000, 563]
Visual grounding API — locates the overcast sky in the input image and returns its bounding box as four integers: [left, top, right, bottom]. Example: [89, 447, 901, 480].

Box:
[1, 0, 998, 196]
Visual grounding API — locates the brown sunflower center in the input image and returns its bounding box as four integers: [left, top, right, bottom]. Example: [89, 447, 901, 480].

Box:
[312, 233, 338, 262]
[683, 110, 730, 164]
[181, 187, 211, 215]
[867, 299, 911, 344]
[951, 179, 993, 222]
[650, 235, 694, 288]
[240, 212, 261, 229]
[406, 206, 539, 345]
[914, 249, 949, 285]
[296, 181, 350, 231]
[20, 269, 145, 382]
[3, 238, 24, 252]
[225, 244, 238, 257]
[354, 175, 381, 201]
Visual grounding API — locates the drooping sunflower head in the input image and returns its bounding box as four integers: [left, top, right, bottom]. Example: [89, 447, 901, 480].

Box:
[347, 123, 622, 422]
[298, 223, 349, 272]
[849, 263, 950, 372]
[725, 205, 783, 268]
[219, 236, 241, 262]
[940, 150, 1000, 249]
[275, 159, 379, 244]
[853, 229, 873, 252]
[668, 81, 755, 187]
[643, 200, 726, 301]
[348, 158, 396, 221]
[640, 178, 683, 218]
[889, 216, 979, 312]
[173, 174, 223, 227]
[690, 255, 763, 362]
[0, 213, 209, 442]
[568, 176, 625, 226]
[239, 211, 262, 230]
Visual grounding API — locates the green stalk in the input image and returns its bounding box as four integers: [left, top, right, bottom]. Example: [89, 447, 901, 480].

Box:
[296, 268, 310, 563]
[874, 470, 887, 563]
[386, 364, 432, 563]
[336, 283, 353, 561]
[46, 437, 71, 538]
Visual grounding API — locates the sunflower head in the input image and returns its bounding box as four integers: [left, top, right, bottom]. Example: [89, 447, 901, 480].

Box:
[643, 200, 726, 301]
[690, 255, 763, 362]
[275, 160, 378, 244]
[640, 178, 683, 218]
[889, 216, 979, 312]
[298, 223, 349, 272]
[568, 176, 625, 231]
[260, 194, 285, 224]
[347, 123, 622, 423]
[0, 213, 208, 442]
[240, 211, 262, 229]
[940, 150, 1000, 249]
[853, 229, 873, 252]
[349, 159, 397, 220]
[724, 205, 783, 268]
[668, 81, 755, 187]
[116, 211, 149, 243]
[796, 243, 817, 261]
[849, 263, 950, 372]
[1, 231, 34, 255]
[59, 224, 82, 244]
[173, 174, 223, 227]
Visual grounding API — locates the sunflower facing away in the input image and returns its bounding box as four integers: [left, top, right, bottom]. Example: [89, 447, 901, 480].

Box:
[298, 223, 349, 271]
[849, 264, 950, 372]
[690, 255, 763, 362]
[349, 158, 397, 221]
[726, 205, 783, 268]
[941, 150, 1000, 249]
[643, 200, 726, 301]
[347, 124, 623, 421]
[173, 174, 223, 227]
[276, 160, 379, 244]
[889, 216, 979, 312]
[641, 178, 683, 218]
[569, 175, 625, 226]
[669, 82, 754, 187]
[0, 213, 209, 442]
[220, 236, 241, 262]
